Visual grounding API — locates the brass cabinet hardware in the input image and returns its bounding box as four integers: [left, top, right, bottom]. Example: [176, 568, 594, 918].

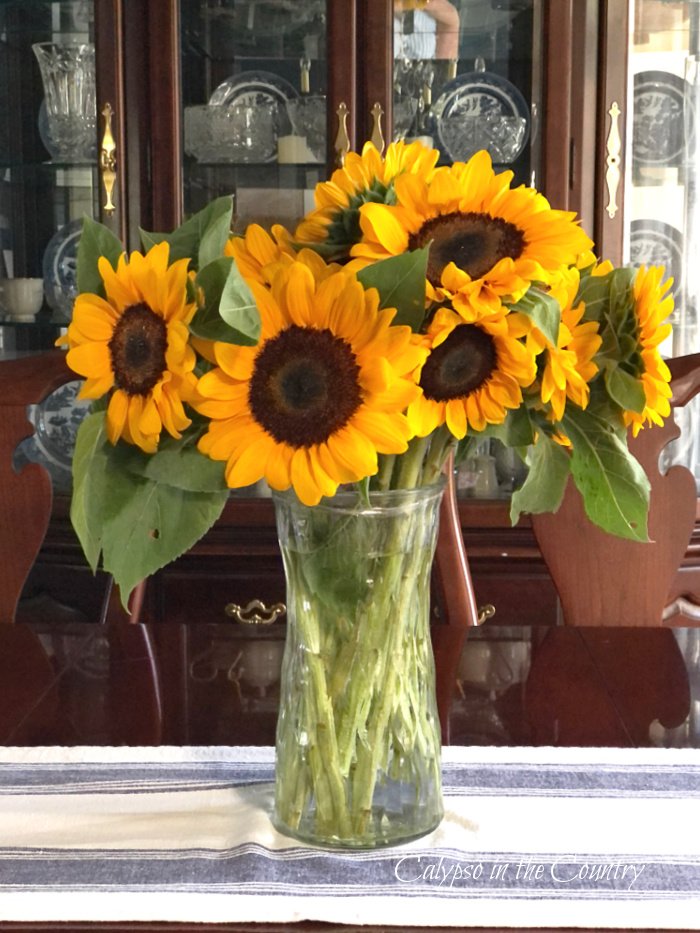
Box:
[477, 604, 496, 625]
[605, 101, 621, 219]
[300, 56, 310, 95]
[225, 599, 286, 625]
[99, 102, 117, 216]
[370, 101, 384, 153]
[334, 101, 350, 166]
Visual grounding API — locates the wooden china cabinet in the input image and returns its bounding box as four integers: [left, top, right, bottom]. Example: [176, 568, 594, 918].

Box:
[2, 0, 700, 743]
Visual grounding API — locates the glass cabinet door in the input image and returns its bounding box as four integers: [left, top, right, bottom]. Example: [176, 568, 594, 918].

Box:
[623, 0, 700, 488]
[391, 0, 543, 188]
[143, 0, 355, 238]
[0, 0, 123, 355]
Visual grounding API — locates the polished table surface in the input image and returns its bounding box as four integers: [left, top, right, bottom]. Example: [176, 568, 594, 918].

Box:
[0, 743, 700, 931]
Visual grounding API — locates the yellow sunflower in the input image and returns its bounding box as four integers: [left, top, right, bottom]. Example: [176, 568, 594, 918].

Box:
[195, 261, 427, 505]
[519, 267, 602, 421]
[350, 150, 593, 310]
[226, 223, 294, 285]
[623, 265, 674, 436]
[228, 223, 340, 287]
[294, 139, 439, 257]
[60, 241, 198, 454]
[407, 303, 538, 439]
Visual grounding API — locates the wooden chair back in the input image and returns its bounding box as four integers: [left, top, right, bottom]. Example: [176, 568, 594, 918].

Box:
[0, 349, 162, 744]
[524, 354, 700, 745]
[531, 353, 700, 628]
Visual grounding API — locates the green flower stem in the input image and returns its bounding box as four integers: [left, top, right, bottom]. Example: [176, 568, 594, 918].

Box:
[277, 560, 353, 838]
[349, 533, 437, 828]
[374, 454, 396, 491]
[335, 549, 406, 773]
[393, 435, 430, 488]
[421, 426, 456, 486]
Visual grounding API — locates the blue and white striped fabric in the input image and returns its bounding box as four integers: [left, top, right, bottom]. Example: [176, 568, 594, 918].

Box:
[0, 745, 699, 928]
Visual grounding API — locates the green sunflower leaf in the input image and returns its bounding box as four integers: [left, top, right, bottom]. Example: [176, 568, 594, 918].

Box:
[562, 406, 650, 542]
[70, 411, 113, 571]
[70, 411, 229, 606]
[576, 268, 612, 323]
[509, 434, 570, 526]
[609, 266, 637, 315]
[100, 475, 228, 608]
[114, 434, 228, 493]
[219, 258, 260, 344]
[510, 287, 560, 346]
[140, 196, 233, 269]
[356, 247, 429, 331]
[76, 217, 124, 297]
[190, 257, 260, 345]
[604, 363, 646, 414]
[585, 380, 627, 438]
[486, 405, 536, 448]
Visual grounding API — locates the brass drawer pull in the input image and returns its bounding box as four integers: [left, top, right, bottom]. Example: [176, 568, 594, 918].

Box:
[477, 604, 496, 625]
[225, 599, 286, 625]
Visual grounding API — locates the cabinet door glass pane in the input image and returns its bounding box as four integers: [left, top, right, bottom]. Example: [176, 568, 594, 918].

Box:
[180, 0, 328, 233]
[392, 0, 542, 187]
[625, 0, 700, 487]
[0, 1, 97, 355]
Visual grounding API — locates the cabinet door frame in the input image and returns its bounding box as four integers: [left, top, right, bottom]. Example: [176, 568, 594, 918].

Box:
[94, 0, 130, 242]
[592, 0, 629, 266]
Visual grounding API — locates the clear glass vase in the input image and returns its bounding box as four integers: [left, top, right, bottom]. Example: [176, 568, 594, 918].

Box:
[271, 481, 445, 849]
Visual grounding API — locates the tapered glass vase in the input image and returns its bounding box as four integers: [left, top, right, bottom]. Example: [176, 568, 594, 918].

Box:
[271, 481, 445, 849]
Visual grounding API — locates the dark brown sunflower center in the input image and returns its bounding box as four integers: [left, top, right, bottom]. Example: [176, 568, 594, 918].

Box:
[108, 303, 168, 397]
[409, 211, 525, 285]
[249, 325, 362, 447]
[420, 324, 497, 401]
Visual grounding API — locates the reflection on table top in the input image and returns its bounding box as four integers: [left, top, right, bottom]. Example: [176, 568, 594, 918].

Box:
[1, 620, 699, 750]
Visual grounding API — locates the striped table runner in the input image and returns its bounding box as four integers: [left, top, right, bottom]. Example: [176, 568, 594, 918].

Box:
[0, 745, 699, 928]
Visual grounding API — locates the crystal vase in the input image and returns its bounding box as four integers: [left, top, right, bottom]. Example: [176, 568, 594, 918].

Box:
[271, 481, 445, 849]
[32, 42, 96, 163]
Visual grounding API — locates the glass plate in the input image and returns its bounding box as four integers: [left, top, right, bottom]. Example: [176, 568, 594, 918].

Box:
[42, 218, 82, 324]
[630, 219, 683, 305]
[633, 70, 692, 169]
[209, 69, 298, 109]
[431, 70, 530, 164]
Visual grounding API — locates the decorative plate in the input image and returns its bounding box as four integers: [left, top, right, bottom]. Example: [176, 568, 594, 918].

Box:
[209, 71, 299, 162]
[209, 70, 295, 133]
[14, 380, 90, 492]
[630, 219, 683, 304]
[209, 69, 298, 108]
[42, 218, 82, 324]
[431, 69, 530, 164]
[633, 70, 691, 169]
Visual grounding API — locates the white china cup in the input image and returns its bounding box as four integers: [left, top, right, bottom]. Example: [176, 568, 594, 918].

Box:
[0, 278, 45, 322]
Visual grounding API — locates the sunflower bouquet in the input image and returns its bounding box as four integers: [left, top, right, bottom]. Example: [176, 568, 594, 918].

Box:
[63, 140, 672, 602]
[62, 140, 673, 845]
